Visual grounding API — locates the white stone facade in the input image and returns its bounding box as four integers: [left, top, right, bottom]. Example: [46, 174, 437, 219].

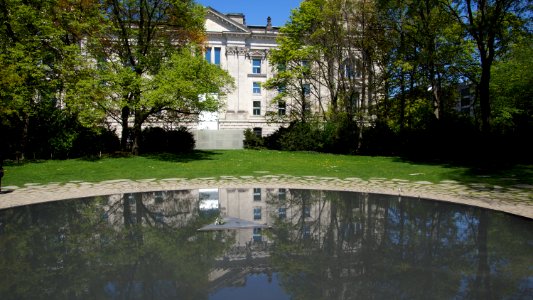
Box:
[201, 8, 284, 136]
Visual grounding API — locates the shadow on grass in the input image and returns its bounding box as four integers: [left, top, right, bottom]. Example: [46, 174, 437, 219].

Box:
[393, 155, 533, 186]
[3, 159, 47, 166]
[141, 150, 222, 163]
[454, 164, 533, 186]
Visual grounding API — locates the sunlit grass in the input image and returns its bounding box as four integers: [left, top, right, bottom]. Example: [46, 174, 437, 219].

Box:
[2, 150, 531, 188]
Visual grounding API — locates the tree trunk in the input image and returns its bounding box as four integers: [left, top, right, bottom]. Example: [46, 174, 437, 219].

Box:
[131, 120, 142, 156]
[479, 62, 492, 134]
[430, 63, 444, 120]
[399, 30, 406, 133]
[357, 50, 371, 152]
[123, 193, 132, 227]
[19, 113, 30, 161]
[121, 106, 130, 151]
[474, 210, 491, 298]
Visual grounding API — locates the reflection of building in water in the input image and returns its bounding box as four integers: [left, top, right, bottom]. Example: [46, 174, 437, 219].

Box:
[209, 188, 389, 249]
[99, 188, 388, 295]
[101, 190, 200, 228]
[205, 187, 279, 292]
[264, 189, 387, 252]
[218, 188, 273, 245]
[205, 188, 389, 293]
[101, 188, 386, 253]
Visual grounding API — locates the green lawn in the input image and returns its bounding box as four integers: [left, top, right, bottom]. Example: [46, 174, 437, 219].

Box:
[2, 150, 532, 188]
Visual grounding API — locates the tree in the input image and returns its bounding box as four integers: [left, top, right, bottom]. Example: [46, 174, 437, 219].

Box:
[91, 0, 211, 154]
[0, 0, 103, 158]
[490, 35, 533, 133]
[138, 47, 234, 130]
[443, 0, 529, 133]
[265, 0, 385, 152]
[84, 46, 234, 154]
[264, 0, 325, 123]
[377, 0, 473, 129]
[342, 0, 386, 150]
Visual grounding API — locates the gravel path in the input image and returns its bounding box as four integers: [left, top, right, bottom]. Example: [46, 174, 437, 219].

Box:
[1, 175, 532, 219]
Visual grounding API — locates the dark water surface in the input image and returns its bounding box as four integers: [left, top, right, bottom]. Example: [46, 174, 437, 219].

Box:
[0, 188, 531, 299]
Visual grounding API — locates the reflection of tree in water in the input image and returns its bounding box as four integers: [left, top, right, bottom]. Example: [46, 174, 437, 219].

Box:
[462, 209, 533, 299]
[0, 191, 233, 300]
[267, 190, 533, 300]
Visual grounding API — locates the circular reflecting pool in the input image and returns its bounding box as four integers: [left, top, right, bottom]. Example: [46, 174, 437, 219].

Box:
[0, 188, 531, 299]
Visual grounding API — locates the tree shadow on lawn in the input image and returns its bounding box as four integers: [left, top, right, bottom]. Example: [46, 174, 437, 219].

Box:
[2, 159, 47, 166]
[141, 150, 222, 163]
[393, 155, 533, 187]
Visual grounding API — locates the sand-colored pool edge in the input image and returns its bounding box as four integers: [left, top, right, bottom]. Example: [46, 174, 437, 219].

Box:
[1, 175, 532, 219]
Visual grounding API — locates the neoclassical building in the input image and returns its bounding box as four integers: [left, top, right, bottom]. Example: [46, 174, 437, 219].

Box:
[199, 7, 283, 137]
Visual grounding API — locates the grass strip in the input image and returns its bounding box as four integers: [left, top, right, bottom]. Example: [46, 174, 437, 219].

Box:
[2, 150, 532, 188]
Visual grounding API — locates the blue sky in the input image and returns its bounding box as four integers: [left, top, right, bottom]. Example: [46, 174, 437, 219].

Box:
[196, 0, 302, 27]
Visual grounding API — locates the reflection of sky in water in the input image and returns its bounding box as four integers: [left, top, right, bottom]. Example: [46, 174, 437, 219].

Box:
[210, 273, 289, 300]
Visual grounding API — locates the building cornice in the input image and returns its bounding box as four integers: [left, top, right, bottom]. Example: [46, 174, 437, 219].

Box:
[206, 7, 250, 33]
[205, 7, 278, 42]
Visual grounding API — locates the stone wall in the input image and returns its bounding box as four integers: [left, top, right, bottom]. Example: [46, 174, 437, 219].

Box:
[194, 130, 244, 150]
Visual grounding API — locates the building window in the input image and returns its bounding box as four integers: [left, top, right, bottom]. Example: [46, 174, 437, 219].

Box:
[343, 63, 354, 79]
[349, 92, 360, 112]
[214, 47, 221, 65]
[278, 207, 287, 219]
[303, 83, 311, 96]
[253, 127, 262, 137]
[304, 206, 311, 218]
[155, 191, 163, 204]
[205, 47, 211, 63]
[253, 207, 262, 220]
[253, 82, 261, 94]
[126, 194, 136, 205]
[155, 212, 164, 224]
[460, 88, 471, 107]
[253, 188, 261, 201]
[301, 60, 310, 75]
[278, 188, 286, 201]
[342, 59, 361, 79]
[278, 101, 286, 116]
[303, 224, 311, 239]
[253, 228, 262, 242]
[252, 58, 262, 74]
[253, 101, 261, 115]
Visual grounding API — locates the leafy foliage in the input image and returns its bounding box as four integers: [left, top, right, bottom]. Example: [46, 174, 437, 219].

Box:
[490, 37, 533, 134]
[0, 0, 233, 158]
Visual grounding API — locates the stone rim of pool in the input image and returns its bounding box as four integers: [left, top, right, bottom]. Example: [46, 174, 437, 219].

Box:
[1, 176, 532, 219]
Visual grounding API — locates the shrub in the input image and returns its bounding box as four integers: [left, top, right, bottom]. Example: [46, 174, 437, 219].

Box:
[243, 129, 264, 149]
[141, 127, 168, 153]
[140, 127, 195, 154]
[72, 127, 120, 158]
[264, 126, 288, 150]
[167, 127, 195, 153]
[320, 116, 358, 154]
[264, 119, 358, 154]
[278, 122, 321, 151]
[359, 121, 397, 156]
